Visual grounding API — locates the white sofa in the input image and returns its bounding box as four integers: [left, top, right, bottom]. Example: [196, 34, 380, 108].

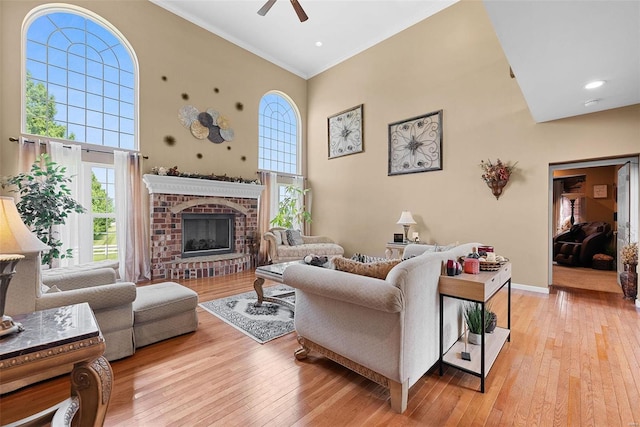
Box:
[283, 242, 480, 413]
[263, 227, 344, 264]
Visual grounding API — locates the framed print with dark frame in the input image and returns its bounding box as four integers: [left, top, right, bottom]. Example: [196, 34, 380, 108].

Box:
[388, 110, 443, 176]
[328, 104, 364, 159]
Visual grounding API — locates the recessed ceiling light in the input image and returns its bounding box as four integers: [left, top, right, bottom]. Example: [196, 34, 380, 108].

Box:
[584, 99, 600, 107]
[585, 80, 605, 90]
[315, 41, 323, 47]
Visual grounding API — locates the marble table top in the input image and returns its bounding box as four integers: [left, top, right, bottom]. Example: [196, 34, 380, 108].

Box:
[0, 303, 100, 361]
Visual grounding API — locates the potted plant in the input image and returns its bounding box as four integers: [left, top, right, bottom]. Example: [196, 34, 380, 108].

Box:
[270, 184, 312, 229]
[3, 154, 86, 267]
[463, 302, 495, 345]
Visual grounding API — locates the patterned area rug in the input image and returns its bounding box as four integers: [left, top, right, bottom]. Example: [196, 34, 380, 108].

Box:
[199, 285, 295, 344]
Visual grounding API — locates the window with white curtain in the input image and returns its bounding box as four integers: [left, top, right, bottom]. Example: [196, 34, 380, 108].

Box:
[23, 5, 138, 264]
[258, 92, 305, 224]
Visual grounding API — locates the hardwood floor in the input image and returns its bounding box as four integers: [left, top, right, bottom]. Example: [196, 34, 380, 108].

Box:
[1, 270, 639, 426]
[552, 263, 621, 294]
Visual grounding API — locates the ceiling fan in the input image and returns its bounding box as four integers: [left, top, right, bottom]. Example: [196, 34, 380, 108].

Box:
[258, 0, 309, 22]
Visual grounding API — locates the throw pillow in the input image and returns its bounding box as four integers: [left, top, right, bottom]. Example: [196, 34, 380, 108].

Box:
[334, 256, 402, 280]
[286, 229, 304, 246]
[278, 230, 290, 246]
[351, 253, 388, 263]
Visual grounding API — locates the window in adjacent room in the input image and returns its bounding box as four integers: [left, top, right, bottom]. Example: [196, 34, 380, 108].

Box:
[23, 6, 137, 150]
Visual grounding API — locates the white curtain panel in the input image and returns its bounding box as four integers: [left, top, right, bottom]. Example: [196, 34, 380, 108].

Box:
[48, 141, 84, 267]
[48, 141, 83, 267]
[114, 150, 132, 281]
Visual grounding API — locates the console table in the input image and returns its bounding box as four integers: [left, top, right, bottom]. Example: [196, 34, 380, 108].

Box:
[438, 263, 511, 392]
[0, 303, 112, 426]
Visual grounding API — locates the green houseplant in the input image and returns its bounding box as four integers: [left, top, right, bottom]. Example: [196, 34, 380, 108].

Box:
[4, 154, 86, 267]
[463, 302, 496, 345]
[270, 184, 312, 229]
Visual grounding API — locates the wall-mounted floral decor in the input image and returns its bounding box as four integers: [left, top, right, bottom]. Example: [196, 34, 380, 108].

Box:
[480, 158, 517, 200]
[178, 105, 234, 143]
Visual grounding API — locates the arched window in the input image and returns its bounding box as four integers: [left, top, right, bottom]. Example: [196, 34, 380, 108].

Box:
[258, 92, 300, 175]
[24, 6, 137, 150]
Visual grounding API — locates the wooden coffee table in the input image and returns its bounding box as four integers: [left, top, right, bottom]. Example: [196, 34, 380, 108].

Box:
[253, 261, 301, 311]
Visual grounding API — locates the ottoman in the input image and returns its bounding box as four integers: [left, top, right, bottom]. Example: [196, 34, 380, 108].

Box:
[592, 254, 614, 270]
[133, 282, 198, 348]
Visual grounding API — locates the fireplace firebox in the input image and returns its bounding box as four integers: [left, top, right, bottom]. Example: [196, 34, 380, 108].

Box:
[181, 213, 235, 258]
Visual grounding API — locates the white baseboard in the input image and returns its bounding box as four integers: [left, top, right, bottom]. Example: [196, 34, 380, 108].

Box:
[511, 282, 550, 294]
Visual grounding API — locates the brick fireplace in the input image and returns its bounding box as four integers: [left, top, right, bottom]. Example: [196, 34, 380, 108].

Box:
[143, 174, 264, 280]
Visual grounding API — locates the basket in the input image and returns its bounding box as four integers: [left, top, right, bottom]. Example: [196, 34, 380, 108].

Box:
[479, 259, 508, 271]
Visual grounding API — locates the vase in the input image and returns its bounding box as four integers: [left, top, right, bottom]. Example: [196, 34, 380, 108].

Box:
[468, 332, 482, 345]
[620, 263, 638, 301]
[486, 179, 508, 200]
[485, 312, 497, 334]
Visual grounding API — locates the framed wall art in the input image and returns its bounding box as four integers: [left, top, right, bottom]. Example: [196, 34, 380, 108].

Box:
[328, 104, 363, 159]
[388, 110, 443, 176]
[593, 184, 607, 199]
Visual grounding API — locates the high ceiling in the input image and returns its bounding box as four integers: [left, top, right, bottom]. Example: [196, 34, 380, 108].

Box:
[150, 0, 640, 123]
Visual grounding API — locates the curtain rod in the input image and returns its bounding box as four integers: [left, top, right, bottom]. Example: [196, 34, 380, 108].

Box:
[9, 137, 148, 159]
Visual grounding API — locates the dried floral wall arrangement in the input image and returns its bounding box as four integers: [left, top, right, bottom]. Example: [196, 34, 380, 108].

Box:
[480, 159, 517, 200]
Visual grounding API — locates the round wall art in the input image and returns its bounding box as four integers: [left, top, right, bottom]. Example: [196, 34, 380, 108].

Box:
[178, 105, 234, 144]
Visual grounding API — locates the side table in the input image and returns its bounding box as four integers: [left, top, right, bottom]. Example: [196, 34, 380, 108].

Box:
[0, 303, 112, 426]
[385, 242, 408, 259]
[438, 263, 511, 392]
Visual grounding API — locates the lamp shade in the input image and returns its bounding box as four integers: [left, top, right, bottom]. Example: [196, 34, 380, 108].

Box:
[0, 196, 49, 254]
[396, 211, 417, 225]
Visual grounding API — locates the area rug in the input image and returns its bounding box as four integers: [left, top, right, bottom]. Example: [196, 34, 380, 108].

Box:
[199, 285, 295, 344]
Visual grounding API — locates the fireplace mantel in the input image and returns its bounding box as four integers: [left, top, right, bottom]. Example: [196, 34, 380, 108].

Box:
[143, 174, 264, 199]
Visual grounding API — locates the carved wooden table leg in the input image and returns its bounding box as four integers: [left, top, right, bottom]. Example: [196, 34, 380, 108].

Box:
[253, 277, 266, 306]
[69, 356, 113, 427]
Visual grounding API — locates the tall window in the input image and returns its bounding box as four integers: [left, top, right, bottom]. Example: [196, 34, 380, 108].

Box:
[258, 92, 300, 175]
[24, 7, 137, 149]
[90, 166, 117, 261]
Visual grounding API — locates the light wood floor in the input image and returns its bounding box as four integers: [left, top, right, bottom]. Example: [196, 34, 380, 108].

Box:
[1, 270, 639, 426]
[552, 264, 622, 294]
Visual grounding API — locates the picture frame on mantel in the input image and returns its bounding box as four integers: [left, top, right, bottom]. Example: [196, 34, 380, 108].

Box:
[388, 110, 443, 176]
[328, 104, 364, 159]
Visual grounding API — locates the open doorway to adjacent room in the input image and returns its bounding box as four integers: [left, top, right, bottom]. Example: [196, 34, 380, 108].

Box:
[548, 156, 639, 294]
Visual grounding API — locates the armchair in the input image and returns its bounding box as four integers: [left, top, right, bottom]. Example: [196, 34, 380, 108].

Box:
[553, 221, 612, 266]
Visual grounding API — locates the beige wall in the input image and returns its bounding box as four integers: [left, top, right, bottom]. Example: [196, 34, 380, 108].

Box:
[0, 0, 307, 180]
[306, 1, 640, 288]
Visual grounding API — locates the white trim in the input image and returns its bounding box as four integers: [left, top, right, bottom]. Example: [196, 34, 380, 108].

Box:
[512, 282, 549, 294]
[143, 174, 264, 199]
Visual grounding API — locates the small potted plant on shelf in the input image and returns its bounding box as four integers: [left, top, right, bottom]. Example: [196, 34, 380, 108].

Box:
[463, 302, 496, 345]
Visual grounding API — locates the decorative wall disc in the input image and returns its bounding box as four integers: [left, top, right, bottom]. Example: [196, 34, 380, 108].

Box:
[178, 105, 199, 127]
[190, 120, 209, 139]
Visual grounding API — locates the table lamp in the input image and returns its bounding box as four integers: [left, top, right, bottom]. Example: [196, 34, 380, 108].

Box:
[396, 211, 417, 243]
[562, 192, 584, 225]
[0, 196, 49, 336]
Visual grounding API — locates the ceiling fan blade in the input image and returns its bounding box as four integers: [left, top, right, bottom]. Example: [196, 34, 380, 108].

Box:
[290, 0, 308, 22]
[257, 0, 277, 16]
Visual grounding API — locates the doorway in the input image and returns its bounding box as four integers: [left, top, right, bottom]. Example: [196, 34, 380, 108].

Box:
[548, 156, 639, 292]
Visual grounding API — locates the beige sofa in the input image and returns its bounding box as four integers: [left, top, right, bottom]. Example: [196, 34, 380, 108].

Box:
[283, 242, 480, 413]
[264, 227, 344, 263]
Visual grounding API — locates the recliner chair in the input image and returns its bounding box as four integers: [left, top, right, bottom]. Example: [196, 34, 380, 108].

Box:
[553, 221, 611, 267]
